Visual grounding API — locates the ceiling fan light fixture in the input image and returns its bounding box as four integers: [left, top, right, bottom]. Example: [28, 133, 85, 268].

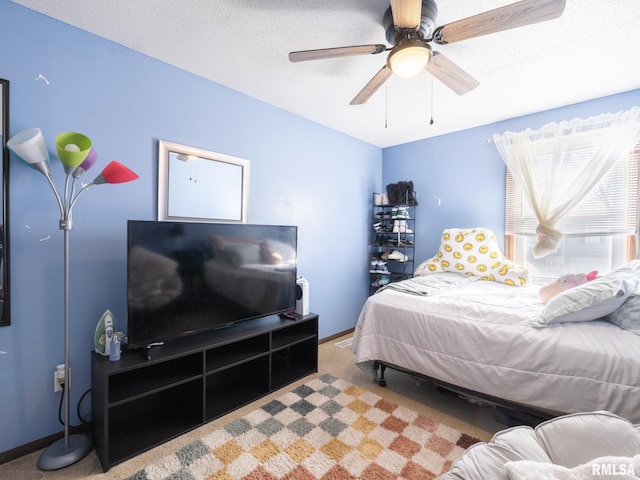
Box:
[388, 40, 432, 78]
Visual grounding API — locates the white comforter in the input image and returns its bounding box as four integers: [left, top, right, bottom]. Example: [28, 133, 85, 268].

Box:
[352, 273, 640, 422]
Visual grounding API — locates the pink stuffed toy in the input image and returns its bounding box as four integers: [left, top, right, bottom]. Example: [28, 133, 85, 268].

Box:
[539, 271, 598, 304]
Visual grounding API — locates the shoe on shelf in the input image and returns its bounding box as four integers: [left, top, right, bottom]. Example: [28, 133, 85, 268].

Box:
[381, 249, 393, 261]
[372, 272, 391, 287]
[393, 206, 410, 219]
[388, 250, 408, 262]
[393, 220, 413, 234]
[370, 259, 390, 273]
[396, 238, 414, 246]
[374, 193, 390, 206]
[375, 221, 396, 233]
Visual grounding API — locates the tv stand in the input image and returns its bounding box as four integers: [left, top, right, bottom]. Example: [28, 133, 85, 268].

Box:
[92, 313, 318, 472]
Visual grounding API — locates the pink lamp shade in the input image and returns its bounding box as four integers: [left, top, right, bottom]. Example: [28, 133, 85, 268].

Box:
[7, 128, 51, 176]
[92, 161, 139, 185]
[72, 147, 98, 179]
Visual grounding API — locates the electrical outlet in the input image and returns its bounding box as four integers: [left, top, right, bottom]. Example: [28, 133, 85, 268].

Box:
[53, 364, 65, 393]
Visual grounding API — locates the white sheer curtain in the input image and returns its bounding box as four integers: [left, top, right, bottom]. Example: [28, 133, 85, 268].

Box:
[493, 107, 640, 258]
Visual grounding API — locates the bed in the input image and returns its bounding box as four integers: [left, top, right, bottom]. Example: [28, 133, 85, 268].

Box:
[352, 229, 640, 424]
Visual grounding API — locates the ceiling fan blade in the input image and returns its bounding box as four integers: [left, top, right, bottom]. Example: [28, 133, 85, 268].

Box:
[425, 52, 479, 95]
[390, 0, 422, 30]
[289, 44, 387, 63]
[350, 65, 391, 105]
[432, 0, 566, 45]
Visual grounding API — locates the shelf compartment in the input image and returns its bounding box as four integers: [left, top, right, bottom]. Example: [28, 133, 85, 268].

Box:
[272, 319, 318, 350]
[205, 334, 269, 373]
[108, 379, 202, 465]
[271, 338, 318, 390]
[205, 356, 270, 421]
[108, 353, 202, 404]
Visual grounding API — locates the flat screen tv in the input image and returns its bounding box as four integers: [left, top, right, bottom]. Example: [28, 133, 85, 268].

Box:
[126, 220, 297, 349]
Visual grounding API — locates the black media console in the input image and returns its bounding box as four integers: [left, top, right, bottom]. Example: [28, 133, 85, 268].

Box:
[91, 313, 319, 472]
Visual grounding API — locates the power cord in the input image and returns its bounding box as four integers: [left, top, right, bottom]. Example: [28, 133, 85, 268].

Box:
[57, 386, 92, 431]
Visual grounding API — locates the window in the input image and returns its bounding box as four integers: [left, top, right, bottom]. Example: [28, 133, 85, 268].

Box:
[505, 145, 639, 279]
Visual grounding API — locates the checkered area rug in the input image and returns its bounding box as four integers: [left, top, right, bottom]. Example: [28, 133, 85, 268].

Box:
[126, 373, 479, 480]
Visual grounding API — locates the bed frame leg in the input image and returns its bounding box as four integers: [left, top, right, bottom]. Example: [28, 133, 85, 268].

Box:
[375, 362, 387, 387]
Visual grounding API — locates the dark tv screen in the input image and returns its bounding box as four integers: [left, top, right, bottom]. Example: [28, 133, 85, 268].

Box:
[126, 220, 297, 349]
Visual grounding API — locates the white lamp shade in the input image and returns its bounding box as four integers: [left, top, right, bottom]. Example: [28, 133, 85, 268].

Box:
[7, 128, 50, 166]
[388, 42, 432, 78]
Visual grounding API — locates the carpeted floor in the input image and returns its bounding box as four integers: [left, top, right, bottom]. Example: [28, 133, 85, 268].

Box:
[124, 373, 480, 480]
[0, 334, 505, 479]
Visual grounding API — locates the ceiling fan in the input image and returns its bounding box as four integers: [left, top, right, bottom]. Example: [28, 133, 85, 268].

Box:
[289, 0, 566, 105]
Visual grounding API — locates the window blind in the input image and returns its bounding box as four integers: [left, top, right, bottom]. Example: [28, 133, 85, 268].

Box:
[506, 145, 639, 237]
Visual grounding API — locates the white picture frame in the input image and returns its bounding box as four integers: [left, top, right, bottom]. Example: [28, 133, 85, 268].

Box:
[157, 140, 249, 223]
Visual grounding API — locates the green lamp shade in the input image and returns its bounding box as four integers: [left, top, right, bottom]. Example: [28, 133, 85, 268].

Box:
[55, 132, 92, 171]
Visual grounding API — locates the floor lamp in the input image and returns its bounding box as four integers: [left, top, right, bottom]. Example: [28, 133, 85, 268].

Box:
[7, 128, 139, 470]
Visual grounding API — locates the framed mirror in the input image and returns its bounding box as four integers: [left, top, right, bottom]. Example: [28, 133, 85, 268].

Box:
[0, 78, 10, 326]
[158, 140, 249, 223]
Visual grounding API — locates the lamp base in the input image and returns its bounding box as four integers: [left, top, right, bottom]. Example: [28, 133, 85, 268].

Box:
[37, 433, 92, 471]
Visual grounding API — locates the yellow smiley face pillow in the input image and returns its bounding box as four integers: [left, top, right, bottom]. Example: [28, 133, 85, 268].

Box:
[415, 227, 531, 286]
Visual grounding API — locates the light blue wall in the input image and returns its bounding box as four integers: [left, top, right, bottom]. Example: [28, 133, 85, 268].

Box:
[0, 1, 381, 453]
[1, 0, 639, 457]
[382, 89, 640, 265]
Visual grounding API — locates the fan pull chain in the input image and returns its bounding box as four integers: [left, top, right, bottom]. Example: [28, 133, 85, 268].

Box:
[429, 75, 435, 125]
[384, 72, 388, 129]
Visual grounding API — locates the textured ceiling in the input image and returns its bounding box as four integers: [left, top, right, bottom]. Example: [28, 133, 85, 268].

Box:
[10, 0, 640, 147]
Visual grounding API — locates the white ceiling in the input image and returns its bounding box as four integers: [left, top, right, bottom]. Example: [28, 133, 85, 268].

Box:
[10, 0, 640, 148]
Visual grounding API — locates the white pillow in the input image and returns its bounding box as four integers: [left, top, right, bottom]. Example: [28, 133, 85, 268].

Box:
[611, 259, 640, 275]
[505, 454, 639, 480]
[532, 272, 636, 327]
[606, 295, 640, 335]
